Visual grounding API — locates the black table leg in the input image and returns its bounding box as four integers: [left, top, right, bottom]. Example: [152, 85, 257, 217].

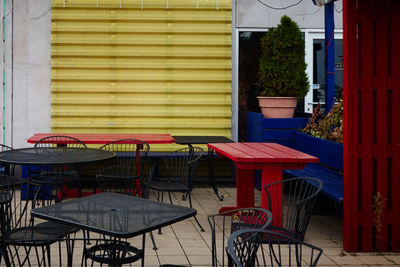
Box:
[207, 148, 224, 201]
[65, 236, 75, 267]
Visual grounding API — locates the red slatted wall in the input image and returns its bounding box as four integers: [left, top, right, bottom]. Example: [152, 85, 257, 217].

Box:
[344, 0, 400, 252]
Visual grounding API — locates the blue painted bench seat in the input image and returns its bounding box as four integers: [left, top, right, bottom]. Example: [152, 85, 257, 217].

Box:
[284, 132, 343, 204]
[284, 164, 343, 203]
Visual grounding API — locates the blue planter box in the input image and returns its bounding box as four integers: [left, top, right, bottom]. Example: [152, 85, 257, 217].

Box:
[246, 111, 309, 148]
[294, 131, 343, 171]
[285, 131, 344, 204]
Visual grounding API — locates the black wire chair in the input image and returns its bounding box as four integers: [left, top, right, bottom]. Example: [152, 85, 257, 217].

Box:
[227, 228, 323, 267]
[33, 135, 88, 201]
[149, 146, 205, 232]
[0, 175, 72, 267]
[207, 208, 273, 267]
[160, 208, 273, 267]
[96, 139, 150, 195]
[82, 140, 155, 266]
[263, 177, 323, 241]
[0, 144, 14, 176]
[95, 158, 158, 248]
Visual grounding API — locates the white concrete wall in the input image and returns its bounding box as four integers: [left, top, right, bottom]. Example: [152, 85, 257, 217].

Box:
[235, 0, 343, 29]
[0, 0, 342, 146]
[1, 0, 51, 148]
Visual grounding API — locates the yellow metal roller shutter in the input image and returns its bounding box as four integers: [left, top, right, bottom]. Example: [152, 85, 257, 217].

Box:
[51, 0, 232, 151]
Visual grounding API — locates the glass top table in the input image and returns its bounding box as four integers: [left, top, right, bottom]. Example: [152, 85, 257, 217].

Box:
[31, 192, 196, 266]
[31, 192, 197, 238]
[0, 147, 116, 199]
[0, 147, 116, 166]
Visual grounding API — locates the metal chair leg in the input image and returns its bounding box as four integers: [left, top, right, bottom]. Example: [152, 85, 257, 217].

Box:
[149, 232, 158, 250]
[158, 191, 164, 234]
[188, 193, 205, 232]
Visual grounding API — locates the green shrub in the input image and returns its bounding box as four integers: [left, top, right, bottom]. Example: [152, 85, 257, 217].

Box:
[259, 15, 309, 98]
[302, 99, 343, 144]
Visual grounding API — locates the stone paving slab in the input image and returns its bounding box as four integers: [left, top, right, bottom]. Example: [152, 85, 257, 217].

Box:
[18, 186, 400, 266]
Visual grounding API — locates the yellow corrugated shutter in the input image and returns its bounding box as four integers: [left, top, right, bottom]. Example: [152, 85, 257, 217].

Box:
[51, 0, 232, 151]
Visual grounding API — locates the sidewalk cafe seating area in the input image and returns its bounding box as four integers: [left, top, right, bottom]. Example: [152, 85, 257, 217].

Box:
[1, 175, 400, 265]
[0, 134, 399, 266]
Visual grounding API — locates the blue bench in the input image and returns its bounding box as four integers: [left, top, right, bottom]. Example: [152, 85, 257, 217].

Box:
[283, 131, 343, 204]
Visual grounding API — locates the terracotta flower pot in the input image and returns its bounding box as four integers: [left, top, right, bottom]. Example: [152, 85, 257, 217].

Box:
[257, 96, 297, 118]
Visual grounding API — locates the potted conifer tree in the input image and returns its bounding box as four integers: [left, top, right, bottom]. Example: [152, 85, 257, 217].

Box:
[258, 15, 309, 118]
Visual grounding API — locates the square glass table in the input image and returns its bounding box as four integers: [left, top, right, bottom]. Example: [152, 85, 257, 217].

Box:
[31, 192, 196, 238]
[31, 192, 196, 266]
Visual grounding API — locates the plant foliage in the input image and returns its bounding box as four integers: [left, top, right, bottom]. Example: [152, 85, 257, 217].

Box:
[302, 99, 343, 143]
[259, 16, 309, 98]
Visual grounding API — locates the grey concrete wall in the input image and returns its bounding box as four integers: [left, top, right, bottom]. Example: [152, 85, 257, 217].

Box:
[2, 0, 51, 148]
[235, 0, 343, 29]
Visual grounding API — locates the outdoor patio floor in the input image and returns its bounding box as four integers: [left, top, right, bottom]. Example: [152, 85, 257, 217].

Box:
[37, 185, 400, 266]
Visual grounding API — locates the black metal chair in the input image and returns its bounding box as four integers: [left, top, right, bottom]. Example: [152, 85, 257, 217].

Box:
[207, 208, 273, 267]
[96, 139, 150, 194]
[33, 135, 88, 201]
[82, 140, 154, 266]
[95, 158, 158, 249]
[0, 175, 72, 267]
[263, 177, 323, 241]
[149, 147, 205, 231]
[227, 228, 323, 267]
[160, 208, 273, 267]
[0, 144, 14, 176]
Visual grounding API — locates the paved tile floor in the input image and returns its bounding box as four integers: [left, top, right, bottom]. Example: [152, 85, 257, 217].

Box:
[29, 185, 400, 266]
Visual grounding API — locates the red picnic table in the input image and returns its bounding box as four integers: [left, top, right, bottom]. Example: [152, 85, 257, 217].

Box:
[27, 133, 175, 145]
[207, 142, 319, 220]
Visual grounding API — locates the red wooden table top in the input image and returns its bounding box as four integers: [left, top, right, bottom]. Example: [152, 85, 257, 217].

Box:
[207, 143, 319, 164]
[27, 133, 175, 145]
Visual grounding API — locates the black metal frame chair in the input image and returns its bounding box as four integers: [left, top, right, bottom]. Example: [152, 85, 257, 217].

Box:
[160, 208, 273, 267]
[207, 208, 273, 267]
[263, 177, 323, 241]
[33, 135, 88, 201]
[95, 157, 158, 248]
[82, 139, 155, 266]
[227, 228, 323, 267]
[96, 139, 150, 195]
[0, 175, 72, 267]
[149, 146, 205, 231]
[0, 144, 14, 176]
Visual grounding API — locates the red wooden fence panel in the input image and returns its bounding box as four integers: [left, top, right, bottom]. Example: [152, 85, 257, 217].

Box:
[344, 0, 400, 252]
